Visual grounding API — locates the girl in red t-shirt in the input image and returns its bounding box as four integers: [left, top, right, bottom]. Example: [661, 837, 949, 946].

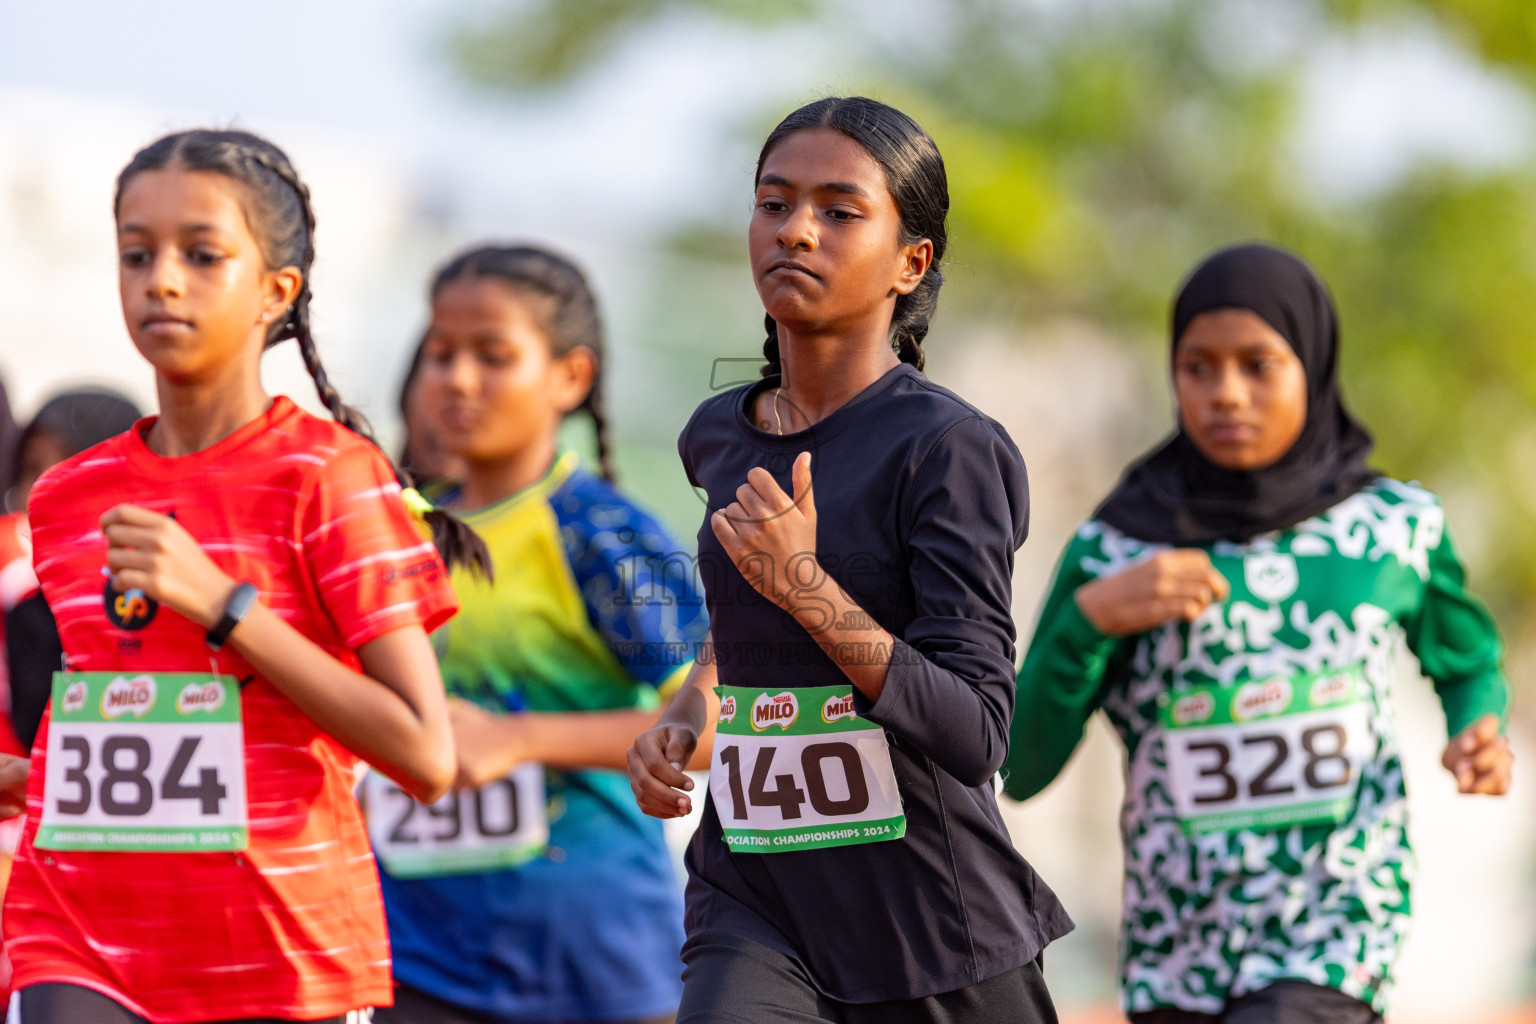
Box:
[0, 129, 487, 1024]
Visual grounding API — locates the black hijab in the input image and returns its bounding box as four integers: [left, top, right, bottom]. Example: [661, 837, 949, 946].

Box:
[1095, 243, 1376, 545]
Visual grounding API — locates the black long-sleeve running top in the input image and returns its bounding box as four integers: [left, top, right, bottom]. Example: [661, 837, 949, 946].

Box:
[678, 361, 1073, 1004]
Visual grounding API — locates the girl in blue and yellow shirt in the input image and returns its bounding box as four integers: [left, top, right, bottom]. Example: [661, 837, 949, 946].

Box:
[370, 245, 710, 1024]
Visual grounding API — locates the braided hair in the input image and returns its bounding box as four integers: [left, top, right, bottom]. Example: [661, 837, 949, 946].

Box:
[430, 245, 615, 482]
[114, 129, 491, 579]
[755, 97, 949, 377]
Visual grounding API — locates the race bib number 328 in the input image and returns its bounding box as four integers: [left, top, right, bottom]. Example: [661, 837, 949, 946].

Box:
[711, 685, 904, 854]
[38, 672, 248, 852]
[1160, 664, 1372, 835]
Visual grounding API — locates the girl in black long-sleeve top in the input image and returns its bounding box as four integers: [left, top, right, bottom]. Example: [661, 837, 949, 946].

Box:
[627, 96, 1071, 1024]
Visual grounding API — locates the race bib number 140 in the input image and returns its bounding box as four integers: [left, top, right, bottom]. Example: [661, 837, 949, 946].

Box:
[711, 686, 904, 853]
[37, 672, 248, 852]
[1160, 664, 1372, 835]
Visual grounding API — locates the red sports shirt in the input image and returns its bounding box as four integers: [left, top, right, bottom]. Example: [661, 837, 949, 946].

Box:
[4, 397, 458, 1022]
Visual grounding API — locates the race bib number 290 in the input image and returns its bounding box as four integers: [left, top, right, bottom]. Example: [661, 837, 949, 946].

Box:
[711, 686, 904, 853]
[362, 763, 548, 879]
[38, 672, 248, 852]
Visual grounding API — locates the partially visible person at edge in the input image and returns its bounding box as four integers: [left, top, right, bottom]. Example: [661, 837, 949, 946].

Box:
[0, 380, 18, 505]
[0, 128, 490, 1024]
[368, 243, 711, 1024]
[5, 388, 144, 754]
[0, 388, 141, 1007]
[628, 96, 1070, 1024]
[1003, 243, 1513, 1024]
[398, 336, 465, 487]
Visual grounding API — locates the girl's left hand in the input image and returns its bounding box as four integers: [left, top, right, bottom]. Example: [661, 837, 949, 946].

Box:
[447, 697, 529, 791]
[712, 452, 818, 614]
[100, 505, 237, 630]
[1441, 713, 1513, 795]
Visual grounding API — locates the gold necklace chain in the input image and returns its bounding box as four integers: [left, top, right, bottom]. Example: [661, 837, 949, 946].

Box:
[772, 386, 784, 435]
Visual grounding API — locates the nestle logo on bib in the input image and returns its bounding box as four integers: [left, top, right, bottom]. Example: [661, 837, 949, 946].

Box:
[177, 681, 225, 715]
[719, 695, 737, 724]
[822, 693, 857, 724]
[1232, 678, 1292, 721]
[751, 691, 799, 732]
[62, 681, 88, 714]
[101, 675, 157, 718]
[1310, 671, 1353, 707]
[1169, 691, 1215, 726]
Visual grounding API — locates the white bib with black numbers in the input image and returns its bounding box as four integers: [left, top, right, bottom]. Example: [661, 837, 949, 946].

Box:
[710, 685, 905, 853]
[362, 762, 548, 877]
[37, 672, 248, 852]
[1160, 664, 1372, 834]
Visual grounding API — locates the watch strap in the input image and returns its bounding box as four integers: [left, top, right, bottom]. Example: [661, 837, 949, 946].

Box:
[206, 581, 259, 652]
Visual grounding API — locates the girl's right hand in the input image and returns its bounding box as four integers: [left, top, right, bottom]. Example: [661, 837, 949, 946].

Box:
[447, 698, 529, 791]
[1075, 550, 1230, 636]
[627, 724, 699, 819]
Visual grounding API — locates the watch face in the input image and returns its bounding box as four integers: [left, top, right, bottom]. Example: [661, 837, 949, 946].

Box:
[229, 582, 259, 618]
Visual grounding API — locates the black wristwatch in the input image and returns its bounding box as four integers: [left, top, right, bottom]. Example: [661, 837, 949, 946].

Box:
[206, 581, 260, 652]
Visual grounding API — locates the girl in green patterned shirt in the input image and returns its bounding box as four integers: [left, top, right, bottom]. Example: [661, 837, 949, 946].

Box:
[1004, 243, 1512, 1023]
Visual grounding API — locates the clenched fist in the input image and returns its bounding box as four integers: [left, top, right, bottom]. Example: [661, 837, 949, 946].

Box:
[1075, 549, 1230, 636]
[1442, 713, 1513, 796]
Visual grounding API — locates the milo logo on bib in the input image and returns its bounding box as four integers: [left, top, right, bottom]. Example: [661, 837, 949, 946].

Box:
[1311, 671, 1353, 706]
[177, 682, 226, 714]
[101, 675, 157, 718]
[712, 685, 905, 853]
[1232, 677, 1292, 721]
[751, 691, 799, 731]
[822, 693, 856, 724]
[718, 695, 737, 724]
[1169, 691, 1215, 727]
[61, 680, 88, 715]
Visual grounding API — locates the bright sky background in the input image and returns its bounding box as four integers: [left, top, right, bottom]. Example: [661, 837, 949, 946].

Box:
[0, 0, 823, 428]
[1, 0, 1530, 427]
[0, 0, 814, 244]
[4, 0, 1526, 224]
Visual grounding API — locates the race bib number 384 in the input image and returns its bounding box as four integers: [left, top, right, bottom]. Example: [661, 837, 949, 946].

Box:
[711, 686, 904, 854]
[38, 672, 248, 852]
[1160, 664, 1372, 835]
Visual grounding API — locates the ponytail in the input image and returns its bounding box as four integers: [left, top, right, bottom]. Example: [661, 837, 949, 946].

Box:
[583, 385, 616, 483]
[760, 314, 782, 378]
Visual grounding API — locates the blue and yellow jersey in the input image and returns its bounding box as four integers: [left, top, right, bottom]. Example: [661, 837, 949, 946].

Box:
[379, 451, 708, 1022]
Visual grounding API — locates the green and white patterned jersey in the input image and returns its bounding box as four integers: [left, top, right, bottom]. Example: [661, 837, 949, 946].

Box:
[1003, 479, 1508, 1015]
